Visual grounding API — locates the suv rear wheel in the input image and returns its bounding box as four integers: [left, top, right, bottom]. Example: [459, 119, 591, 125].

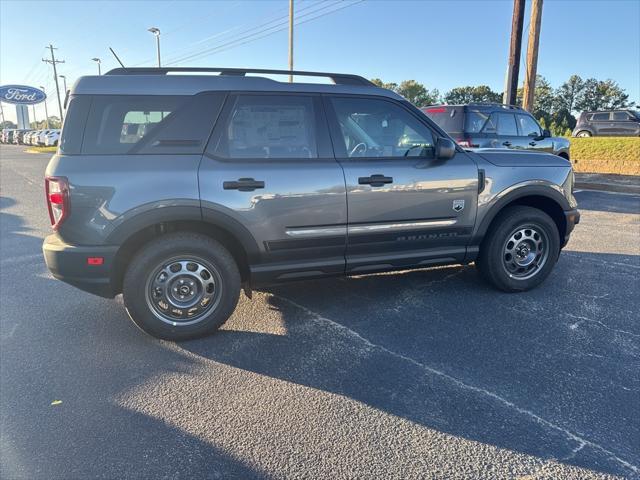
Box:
[476, 206, 560, 292]
[123, 233, 241, 340]
[576, 130, 592, 137]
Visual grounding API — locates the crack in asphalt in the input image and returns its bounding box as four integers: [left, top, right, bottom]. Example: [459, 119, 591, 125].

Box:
[274, 294, 640, 476]
[566, 313, 640, 339]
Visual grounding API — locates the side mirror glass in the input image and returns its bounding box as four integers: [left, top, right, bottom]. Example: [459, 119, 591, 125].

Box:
[436, 137, 456, 160]
[542, 129, 551, 138]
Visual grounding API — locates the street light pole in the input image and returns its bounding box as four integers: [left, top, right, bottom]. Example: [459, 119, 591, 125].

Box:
[39, 86, 50, 129]
[92, 58, 102, 75]
[148, 27, 161, 67]
[59, 75, 68, 93]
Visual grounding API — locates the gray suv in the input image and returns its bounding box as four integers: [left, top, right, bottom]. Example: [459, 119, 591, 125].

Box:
[572, 110, 640, 137]
[43, 67, 579, 340]
[422, 104, 571, 160]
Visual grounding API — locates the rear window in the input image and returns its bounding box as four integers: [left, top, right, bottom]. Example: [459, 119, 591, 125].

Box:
[80, 93, 225, 155]
[421, 106, 463, 133]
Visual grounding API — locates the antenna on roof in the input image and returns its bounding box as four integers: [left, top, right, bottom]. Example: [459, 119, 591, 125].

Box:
[109, 47, 125, 68]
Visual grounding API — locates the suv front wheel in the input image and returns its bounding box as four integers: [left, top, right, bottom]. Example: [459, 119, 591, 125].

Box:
[476, 206, 560, 292]
[123, 233, 241, 340]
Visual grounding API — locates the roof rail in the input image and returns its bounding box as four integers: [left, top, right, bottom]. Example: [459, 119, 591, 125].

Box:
[467, 102, 523, 110]
[104, 67, 374, 86]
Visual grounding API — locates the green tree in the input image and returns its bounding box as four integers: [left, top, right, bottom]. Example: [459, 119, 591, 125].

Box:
[443, 85, 502, 105]
[1, 120, 17, 129]
[29, 117, 61, 129]
[370, 78, 439, 107]
[516, 75, 555, 117]
[554, 74, 584, 113]
[575, 78, 634, 111]
[370, 78, 398, 91]
[395, 80, 440, 107]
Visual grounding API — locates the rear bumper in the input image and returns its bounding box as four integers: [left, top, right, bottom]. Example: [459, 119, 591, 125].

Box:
[562, 208, 580, 247]
[42, 234, 118, 298]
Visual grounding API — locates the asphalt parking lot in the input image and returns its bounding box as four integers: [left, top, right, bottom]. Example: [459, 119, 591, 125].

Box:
[1, 144, 638, 479]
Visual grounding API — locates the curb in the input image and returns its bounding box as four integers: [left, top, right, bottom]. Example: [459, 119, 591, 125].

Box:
[575, 182, 640, 195]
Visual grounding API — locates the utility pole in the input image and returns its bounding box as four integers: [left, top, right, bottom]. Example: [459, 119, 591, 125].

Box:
[288, 0, 294, 82]
[502, 0, 525, 106]
[42, 44, 64, 123]
[39, 86, 50, 129]
[522, 0, 543, 112]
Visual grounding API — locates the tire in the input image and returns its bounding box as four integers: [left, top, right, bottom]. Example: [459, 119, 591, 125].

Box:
[123, 232, 241, 341]
[576, 130, 591, 138]
[476, 206, 560, 292]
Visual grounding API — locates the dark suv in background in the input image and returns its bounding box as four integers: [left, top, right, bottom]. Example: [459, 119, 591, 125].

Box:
[572, 110, 640, 137]
[422, 104, 570, 160]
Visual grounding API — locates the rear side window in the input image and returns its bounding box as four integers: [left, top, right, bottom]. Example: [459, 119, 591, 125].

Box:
[81, 93, 224, 155]
[612, 111, 630, 121]
[213, 95, 317, 159]
[591, 112, 610, 121]
[496, 113, 518, 136]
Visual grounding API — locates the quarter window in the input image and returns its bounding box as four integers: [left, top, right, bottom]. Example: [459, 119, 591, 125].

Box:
[330, 97, 434, 158]
[516, 114, 542, 137]
[213, 95, 317, 159]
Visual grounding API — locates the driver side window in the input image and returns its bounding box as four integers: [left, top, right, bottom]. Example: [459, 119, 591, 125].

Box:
[329, 97, 434, 158]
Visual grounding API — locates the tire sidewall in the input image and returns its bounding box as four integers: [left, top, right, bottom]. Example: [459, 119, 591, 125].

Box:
[484, 207, 560, 292]
[123, 234, 240, 340]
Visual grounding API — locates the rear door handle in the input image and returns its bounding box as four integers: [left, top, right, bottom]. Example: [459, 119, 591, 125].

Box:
[502, 141, 512, 147]
[223, 178, 265, 192]
[529, 141, 537, 146]
[358, 174, 393, 187]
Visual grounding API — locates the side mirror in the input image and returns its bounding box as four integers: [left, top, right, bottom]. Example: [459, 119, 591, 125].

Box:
[542, 129, 551, 138]
[435, 137, 456, 160]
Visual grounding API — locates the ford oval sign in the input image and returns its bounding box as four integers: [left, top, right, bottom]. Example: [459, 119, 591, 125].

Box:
[0, 85, 47, 105]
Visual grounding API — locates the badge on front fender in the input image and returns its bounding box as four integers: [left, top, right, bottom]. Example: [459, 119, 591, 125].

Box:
[453, 199, 465, 212]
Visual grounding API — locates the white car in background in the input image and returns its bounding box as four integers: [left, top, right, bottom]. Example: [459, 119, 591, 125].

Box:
[37, 130, 52, 146]
[45, 130, 61, 146]
[29, 131, 42, 145]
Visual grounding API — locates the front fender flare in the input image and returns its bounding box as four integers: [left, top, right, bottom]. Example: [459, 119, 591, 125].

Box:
[473, 182, 571, 242]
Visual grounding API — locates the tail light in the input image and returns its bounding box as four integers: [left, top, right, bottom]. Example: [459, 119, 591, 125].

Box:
[456, 138, 472, 148]
[45, 176, 69, 229]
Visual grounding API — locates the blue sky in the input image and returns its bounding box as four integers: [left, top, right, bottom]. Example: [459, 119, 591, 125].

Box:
[1, 0, 638, 123]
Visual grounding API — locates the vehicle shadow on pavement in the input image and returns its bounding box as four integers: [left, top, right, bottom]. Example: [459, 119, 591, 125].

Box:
[181, 252, 639, 478]
[0, 200, 267, 479]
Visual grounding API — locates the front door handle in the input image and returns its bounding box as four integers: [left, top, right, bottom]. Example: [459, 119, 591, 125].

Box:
[529, 141, 537, 146]
[502, 141, 512, 147]
[223, 178, 265, 192]
[358, 174, 393, 187]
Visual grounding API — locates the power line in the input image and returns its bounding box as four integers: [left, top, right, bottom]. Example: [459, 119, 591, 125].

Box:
[168, 0, 362, 66]
[162, 0, 337, 66]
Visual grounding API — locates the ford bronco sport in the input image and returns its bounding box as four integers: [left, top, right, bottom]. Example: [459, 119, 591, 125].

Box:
[43, 67, 579, 340]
